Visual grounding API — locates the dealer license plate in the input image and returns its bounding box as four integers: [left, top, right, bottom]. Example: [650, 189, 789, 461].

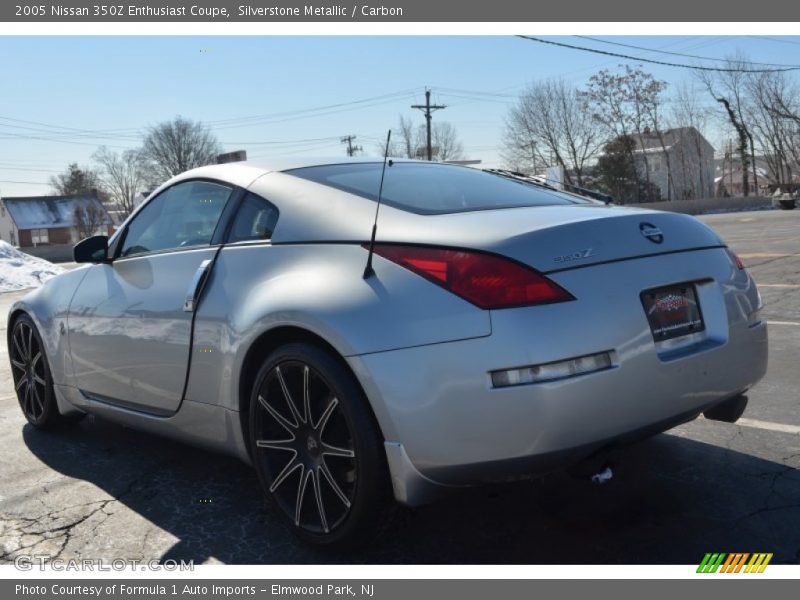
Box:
[641, 284, 705, 341]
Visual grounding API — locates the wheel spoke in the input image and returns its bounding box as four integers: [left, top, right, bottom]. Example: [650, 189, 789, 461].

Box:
[258, 395, 297, 435]
[22, 384, 32, 416]
[10, 359, 26, 372]
[303, 366, 312, 427]
[311, 470, 329, 533]
[15, 376, 27, 392]
[275, 366, 305, 426]
[255, 437, 295, 452]
[319, 461, 351, 508]
[294, 466, 310, 526]
[33, 375, 46, 386]
[31, 352, 41, 369]
[31, 383, 44, 416]
[268, 453, 301, 493]
[27, 326, 33, 360]
[13, 330, 25, 360]
[315, 396, 338, 434]
[321, 442, 355, 459]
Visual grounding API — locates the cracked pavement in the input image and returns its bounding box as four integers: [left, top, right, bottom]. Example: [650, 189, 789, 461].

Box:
[0, 209, 798, 564]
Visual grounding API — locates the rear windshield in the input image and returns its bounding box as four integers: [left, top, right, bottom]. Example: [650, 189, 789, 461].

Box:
[285, 162, 591, 215]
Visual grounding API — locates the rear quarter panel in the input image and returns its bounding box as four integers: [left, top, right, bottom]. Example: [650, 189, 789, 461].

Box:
[184, 242, 491, 437]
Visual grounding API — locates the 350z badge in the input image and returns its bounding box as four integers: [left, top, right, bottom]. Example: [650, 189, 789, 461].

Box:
[553, 248, 595, 264]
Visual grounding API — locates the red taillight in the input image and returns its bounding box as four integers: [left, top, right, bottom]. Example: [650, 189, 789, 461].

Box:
[366, 244, 575, 309]
[727, 248, 745, 270]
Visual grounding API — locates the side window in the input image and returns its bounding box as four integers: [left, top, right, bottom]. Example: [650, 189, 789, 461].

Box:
[120, 181, 232, 257]
[227, 192, 279, 243]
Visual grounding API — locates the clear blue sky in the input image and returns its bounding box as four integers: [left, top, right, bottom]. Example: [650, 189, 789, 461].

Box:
[1, 35, 799, 196]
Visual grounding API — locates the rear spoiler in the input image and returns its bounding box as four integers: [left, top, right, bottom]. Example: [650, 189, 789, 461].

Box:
[485, 169, 614, 205]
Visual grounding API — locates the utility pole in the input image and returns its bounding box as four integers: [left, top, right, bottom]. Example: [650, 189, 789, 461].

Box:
[411, 88, 446, 161]
[340, 135, 362, 157]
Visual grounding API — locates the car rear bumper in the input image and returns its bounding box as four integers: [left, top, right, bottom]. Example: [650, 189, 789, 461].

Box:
[347, 249, 769, 505]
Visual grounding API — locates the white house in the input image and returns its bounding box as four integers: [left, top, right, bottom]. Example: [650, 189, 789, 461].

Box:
[631, 127, 716, 201]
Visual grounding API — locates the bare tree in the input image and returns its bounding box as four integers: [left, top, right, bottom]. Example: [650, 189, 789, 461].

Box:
[139, 116, 222, 188]
[746, 71, 800, 185]
[583, 66, 669, 198]
[698, 54, 759, 196]
[431, 122, 464, 161]
[49, 163, 104, 197]
[73, 200, 106, 240]
[502, 79, 601, 186]
[93, 146, 146, 220]
[385, 116, 464, 161]
[669, 83, 713, 199]
[393, 115, 417, 158]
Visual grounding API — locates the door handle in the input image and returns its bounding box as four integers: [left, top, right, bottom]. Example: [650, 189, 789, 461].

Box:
[183, 259, 213, 312]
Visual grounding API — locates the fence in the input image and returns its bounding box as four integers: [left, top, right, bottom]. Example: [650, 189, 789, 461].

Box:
[633, 196, 774, 215]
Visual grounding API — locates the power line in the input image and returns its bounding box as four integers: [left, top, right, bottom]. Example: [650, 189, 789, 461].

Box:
[0, 180, 50, 186]
[516, 36, 800, 73]
[751, 35, 800, 47]
[0, 166, 60, 173]
[0, 89, 421, 144]
[574, 36, 800, 68]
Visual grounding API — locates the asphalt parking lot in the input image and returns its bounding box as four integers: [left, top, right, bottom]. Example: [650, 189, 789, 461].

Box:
[0, 209, 798, 565]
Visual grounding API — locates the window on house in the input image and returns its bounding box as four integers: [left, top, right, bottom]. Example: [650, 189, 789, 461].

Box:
[651, 157, 662, 172]
[31, 229, 49, 245]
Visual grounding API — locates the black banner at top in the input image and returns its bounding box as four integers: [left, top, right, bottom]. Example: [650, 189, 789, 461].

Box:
[3, 0, 800, 22]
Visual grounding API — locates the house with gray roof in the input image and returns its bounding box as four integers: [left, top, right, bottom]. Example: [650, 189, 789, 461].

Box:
[0, 193, 114, 249]
[630, 127, 715, 201]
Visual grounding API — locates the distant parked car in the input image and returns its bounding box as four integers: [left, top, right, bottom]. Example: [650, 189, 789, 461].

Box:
[8, 158, 767, 546]
[772, 189, 797, 210]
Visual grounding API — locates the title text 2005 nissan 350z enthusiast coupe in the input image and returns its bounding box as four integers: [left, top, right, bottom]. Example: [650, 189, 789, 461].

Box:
[7, 158, 767, 546]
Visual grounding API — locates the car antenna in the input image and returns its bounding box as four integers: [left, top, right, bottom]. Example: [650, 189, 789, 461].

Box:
[363, 129, 392, 279]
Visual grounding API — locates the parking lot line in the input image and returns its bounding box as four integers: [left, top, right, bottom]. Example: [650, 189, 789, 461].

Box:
[767, 320, 800, 326]
[739, 253, 800, 259]
[736, 418, 800, 436]
[758, 284, 800, 288]
[739, 253, 800, 260]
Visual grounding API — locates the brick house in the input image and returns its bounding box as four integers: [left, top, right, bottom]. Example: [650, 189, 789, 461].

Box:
[0, 193, 114, 249]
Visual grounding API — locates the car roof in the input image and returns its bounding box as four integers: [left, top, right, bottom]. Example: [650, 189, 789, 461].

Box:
[172, 156, 420, 187]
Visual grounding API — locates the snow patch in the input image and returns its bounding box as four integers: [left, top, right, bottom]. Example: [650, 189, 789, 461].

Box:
[0, 241, 65, 292]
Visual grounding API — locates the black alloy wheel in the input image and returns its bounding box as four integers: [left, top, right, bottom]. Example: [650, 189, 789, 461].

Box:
[250, 343, 393, 547]
[9, 315, 62, 429]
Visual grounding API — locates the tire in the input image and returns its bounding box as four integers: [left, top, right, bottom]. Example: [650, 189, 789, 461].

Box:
[8, 314, 66, 430]
[248, 342, 394, 548]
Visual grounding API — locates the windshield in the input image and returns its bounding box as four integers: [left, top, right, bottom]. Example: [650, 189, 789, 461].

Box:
[285, 162, 592, 215]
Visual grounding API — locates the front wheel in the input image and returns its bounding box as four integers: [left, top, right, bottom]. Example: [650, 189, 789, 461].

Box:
[249, 342, 393, 547]
[9, 315, 65, 429]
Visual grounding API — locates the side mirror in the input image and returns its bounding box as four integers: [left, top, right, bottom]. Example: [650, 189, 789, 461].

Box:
[73, 235, 110, 264]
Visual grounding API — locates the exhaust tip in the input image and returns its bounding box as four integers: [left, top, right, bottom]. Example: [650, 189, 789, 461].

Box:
[703, 394, 748, 423]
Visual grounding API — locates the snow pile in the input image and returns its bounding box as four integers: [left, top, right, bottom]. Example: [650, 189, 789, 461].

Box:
[0, 240, 65, 292]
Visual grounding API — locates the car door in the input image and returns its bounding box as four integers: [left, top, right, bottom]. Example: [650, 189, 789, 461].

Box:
[67, 179, 235, 415]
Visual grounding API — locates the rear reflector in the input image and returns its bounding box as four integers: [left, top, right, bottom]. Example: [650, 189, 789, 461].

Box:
[491, 352, 613, 388]
[726, 248, 745, 270]
[367, 244, 575, 309]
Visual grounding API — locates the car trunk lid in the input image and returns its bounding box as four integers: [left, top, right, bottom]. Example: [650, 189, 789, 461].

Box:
[380, 204, 725, 273]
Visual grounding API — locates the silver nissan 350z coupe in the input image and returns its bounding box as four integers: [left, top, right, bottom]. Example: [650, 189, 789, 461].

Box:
[8, 158, 767, 546]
